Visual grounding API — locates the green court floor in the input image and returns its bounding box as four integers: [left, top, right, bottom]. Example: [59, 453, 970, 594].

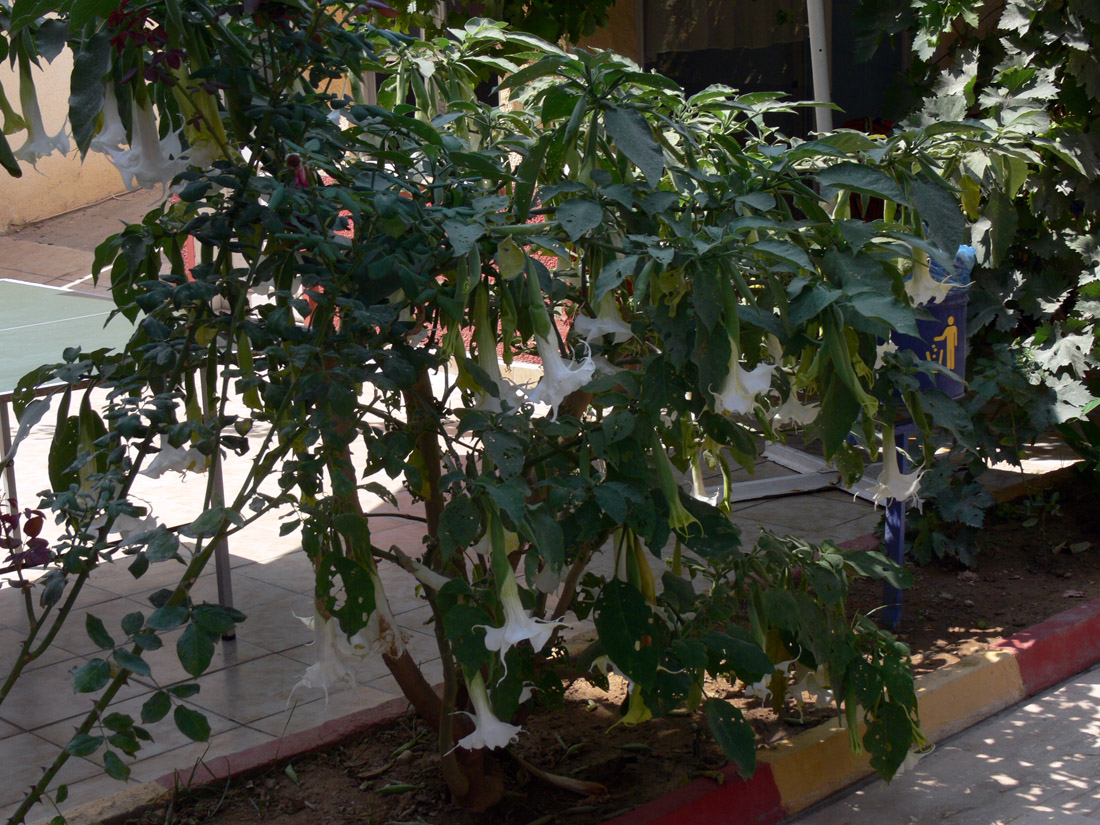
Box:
[0, 279, 132, 392]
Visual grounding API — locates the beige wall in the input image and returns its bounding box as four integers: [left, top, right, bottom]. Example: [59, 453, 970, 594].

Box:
[0, 51, 127, 234]
[577, 0, 640, 62]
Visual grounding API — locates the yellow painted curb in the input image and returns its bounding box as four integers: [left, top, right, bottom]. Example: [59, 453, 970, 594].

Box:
[760, 649, 1025, 815]
[759, 716, 873, 814]
[916, 649, 1024, 742]
[28, 781, 168, 825]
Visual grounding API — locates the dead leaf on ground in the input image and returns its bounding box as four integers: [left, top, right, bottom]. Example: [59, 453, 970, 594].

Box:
[1062, 589, 1086, 598]
[958, 571, 979, 583]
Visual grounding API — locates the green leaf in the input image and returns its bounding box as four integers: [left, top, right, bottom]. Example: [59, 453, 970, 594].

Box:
[594, 580, 658, 691]
[192, 604, 246, 635]
[315, 553, 376, 637]
[865, 702, 913, 780]
[816, 162, 906, 204]
[10, 0, 55, 30]
[65, 733, 104, 757]
[103, 750, 131, 782]
[72, 659, 111, 693]
[141, 691, 171, 724]
[524, 503, 564, 572]
[145, 529, 180, 562]
[594, 255, 640, 304]
[843, 550, 913, 590]
[85, 614, 115, 649]
[705, 699, 756, 777]
[121, 611, 144, 636]
[514, 133, 553, 223]
[0, 131, 20, 178]
[174, 705, 211, 742]
[113, 649, 151, 677]
[496, 55, 568, 93]
[176, 624, 215, 678]
[749, 239, 813, 272]
[604, 105, 665, 187]
[910, 176, 964, 257]
[443, 219, 485, 256]
[439, 495, 481, 557]
[167, 683, 201, 699]
[702, 630, 775, 682]
[442, 603, 491, 673]
[147, 604, 189, 631]
[556, 198, 604, 242]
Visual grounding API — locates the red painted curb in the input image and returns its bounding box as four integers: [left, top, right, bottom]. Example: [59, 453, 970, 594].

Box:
[154, 693, 412, 789]
[993, 596, 1100, 695]
[601, 763, 785, 825]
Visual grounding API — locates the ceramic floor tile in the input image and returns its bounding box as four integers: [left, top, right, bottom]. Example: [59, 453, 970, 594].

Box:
[249, 682, 397, 738]
[182, 652, 321, 726]
[0, 731, 103, 810]
[185, 571, 306, 613]
[0, 655, 152, 732]
[0, 625, 83, 674]
[127, 633, 273, 691]
[230, 592, 314, 655]
[85, 556, 211, 598]
[737, 490, 872, 530]
[47, 596, 158, 658]
[0, 718, 18, 739]
[233, 550, 314, 594]
[35, 689, 239, 766]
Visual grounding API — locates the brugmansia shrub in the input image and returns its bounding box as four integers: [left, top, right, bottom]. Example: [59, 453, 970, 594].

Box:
[0, 3, 1023, 819]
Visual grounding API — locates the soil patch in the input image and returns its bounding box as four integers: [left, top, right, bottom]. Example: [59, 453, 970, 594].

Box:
[123, 469, 1100, 825]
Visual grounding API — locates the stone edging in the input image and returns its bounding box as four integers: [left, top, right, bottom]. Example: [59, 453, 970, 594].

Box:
[36, 544, 1100, 825]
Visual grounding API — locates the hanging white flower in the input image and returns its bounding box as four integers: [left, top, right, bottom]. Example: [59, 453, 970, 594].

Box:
[744, 657, 795, 704]
[875, 339, 898, 369]
[350, 569, 407, 658]
[869, 427, 924, 510]
[90, 510, 160, 541]
[289, 607, 362, 703]
[572, 294, 633, 344]
[456, 672, 522, 751]
[477, 566, 567, 667]
[89, 85, 127, 155]
[771, 393, 819, 427]
[526, 333, 594, 420]
[791, 663, 833, 708]
[104, 100, 188, 195]
[712, 348, 774, 416]
[893, 745, 935, 777]
[140, 436, 208, 479]
[906, 252, 951, 306]
[14, 56, 70, 165]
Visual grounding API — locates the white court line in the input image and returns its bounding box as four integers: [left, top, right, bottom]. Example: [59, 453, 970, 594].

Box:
[2, 311, 113, 333]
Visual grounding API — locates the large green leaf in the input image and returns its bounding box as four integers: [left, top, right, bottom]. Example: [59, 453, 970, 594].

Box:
[556, 198, 603, 241]
[176, 624, 215, 678]
[705, 699, 756, 777]
[174, 705, 211, 742]
[910, 176, 964, 257]
[594, 580, 658, 690]
[604, 105, 665, 187]
[816, 162, 906, 204]
[68, 32, 110, 155]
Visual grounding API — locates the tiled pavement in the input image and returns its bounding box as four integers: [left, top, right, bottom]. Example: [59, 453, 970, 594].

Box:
[0, 192, 1066, 823]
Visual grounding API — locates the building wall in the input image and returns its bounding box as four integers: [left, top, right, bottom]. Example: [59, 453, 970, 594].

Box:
[576, 0, 640, 62]
[0, 52, 127, 234]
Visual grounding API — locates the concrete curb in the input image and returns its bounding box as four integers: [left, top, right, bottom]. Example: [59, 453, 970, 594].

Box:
[37, 575, 1100, 825]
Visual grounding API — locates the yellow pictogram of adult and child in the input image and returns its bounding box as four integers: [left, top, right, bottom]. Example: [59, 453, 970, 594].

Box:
[926, 316, 958, 371]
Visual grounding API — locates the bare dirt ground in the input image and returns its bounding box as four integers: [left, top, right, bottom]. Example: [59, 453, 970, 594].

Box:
[121, 467, 1100, 825]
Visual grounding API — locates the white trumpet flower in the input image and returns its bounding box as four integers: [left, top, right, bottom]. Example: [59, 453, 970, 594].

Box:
[105, 100, 188, 195]
[906, 253, 951, 306]
[478, 566, 567, 667]
[140, 436, 208, 479]
[771, 393, 819, 427]
[89, 85, 127, 155]
[869, 427, 924, 510]
[792, 663, 834, 708]
[456, 672, 522, 751]
[744, 657, 795, 704]
[527, 333, 594, 420]
[290, 608, 362, 703]
[572, 294, 633, 344]
[14, 56, 69, 165]
[712, 348, 774, 416]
